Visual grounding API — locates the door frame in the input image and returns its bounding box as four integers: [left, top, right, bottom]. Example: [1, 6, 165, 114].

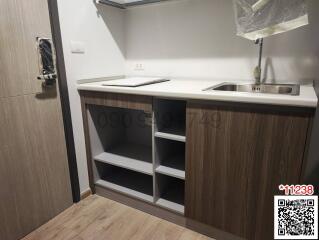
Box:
[47, 0, 81, 202]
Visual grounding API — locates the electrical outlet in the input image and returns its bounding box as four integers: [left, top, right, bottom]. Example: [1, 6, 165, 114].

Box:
[134, 63, 144, 71]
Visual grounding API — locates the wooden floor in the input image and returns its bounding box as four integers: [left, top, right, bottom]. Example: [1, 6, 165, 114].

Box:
[22, 195, 213, 240]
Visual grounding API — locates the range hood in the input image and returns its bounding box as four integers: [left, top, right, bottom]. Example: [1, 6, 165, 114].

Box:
[96, 0, 169, 9]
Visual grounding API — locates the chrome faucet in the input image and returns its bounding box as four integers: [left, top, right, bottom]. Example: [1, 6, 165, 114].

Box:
[254, 38, 263, 85]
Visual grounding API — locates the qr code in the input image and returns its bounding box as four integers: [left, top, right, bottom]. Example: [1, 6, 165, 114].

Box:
[274, 196, 318, 239]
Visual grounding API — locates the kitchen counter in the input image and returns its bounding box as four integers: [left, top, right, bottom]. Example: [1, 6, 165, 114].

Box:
[80, 77, 317, 239]
[77, 78, 318, 108]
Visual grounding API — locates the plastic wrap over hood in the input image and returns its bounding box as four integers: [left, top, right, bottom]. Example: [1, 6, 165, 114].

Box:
[233, 0, 308, 40]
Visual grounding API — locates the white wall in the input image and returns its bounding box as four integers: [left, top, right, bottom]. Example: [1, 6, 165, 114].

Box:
[57, 0, 319, 193]
[125, 0, 319, 83]
[57, 0, 126, 193]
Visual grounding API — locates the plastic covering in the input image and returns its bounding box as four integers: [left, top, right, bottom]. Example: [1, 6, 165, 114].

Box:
[233, 0, 308, 40]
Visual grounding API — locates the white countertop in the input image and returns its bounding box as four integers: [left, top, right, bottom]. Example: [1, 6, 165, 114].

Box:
[77, 78, 318, 108]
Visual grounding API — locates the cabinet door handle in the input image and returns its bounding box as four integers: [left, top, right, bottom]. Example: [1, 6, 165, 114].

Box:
[36, 37, 57, 87]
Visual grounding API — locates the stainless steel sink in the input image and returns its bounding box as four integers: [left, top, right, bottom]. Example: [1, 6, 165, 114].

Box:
[203, 83, 300, 96]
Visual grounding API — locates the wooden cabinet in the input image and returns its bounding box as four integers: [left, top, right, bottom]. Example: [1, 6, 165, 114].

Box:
[80, 91, 314, 240]
[185, 102, 313, 240]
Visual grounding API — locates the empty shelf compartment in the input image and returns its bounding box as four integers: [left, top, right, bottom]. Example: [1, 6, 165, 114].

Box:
[156, 174, 185, 214]
[95, 162, 153, 202]
[154, 99, 186, 139]
[94, 143, 153, 175]
[88, 105, 153, 173]
[155, 138, 185, 179]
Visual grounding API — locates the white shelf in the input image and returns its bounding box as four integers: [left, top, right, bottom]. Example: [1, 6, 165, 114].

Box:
[94, 143, 152, 175]
[96, 179, 153, 203]
[94, 153, 153, 175]
[156, 166, 185, 180]
[155, 131, 186, 142]
[156, 198, 184, 214]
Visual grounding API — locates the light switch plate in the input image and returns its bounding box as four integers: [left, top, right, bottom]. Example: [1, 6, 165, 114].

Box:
[70, 41, 85, 54]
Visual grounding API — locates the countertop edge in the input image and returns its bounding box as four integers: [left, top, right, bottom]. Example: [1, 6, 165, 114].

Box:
[77, 85, 318, 108]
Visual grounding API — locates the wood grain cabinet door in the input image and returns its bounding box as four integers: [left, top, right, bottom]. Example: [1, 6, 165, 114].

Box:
[0, 0, 73, 239]
[185, 102, 312, 240]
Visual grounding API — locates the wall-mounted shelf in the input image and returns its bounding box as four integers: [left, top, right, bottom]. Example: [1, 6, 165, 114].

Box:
[96, 0, 169, 9]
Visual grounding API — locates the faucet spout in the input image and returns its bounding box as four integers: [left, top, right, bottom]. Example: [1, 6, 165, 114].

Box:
[254, 38, 263, 85]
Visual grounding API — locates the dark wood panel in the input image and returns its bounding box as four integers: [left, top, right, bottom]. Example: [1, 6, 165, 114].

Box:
[0, 94, 73, 240]
[0, 0, 73, 239]
[79, 91, 152, 112]
[185, 102, 312, 240]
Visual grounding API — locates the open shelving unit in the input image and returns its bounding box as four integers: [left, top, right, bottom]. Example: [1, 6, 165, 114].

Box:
[153, 98, 186, 214]
[86, 98, 186, 214]
[87, 104, 154, 203]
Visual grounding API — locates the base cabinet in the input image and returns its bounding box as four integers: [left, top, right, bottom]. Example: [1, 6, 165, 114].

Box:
[185, 102, 312, 240]
[80, 91, 187, 214]
[81, 91, 314, 240]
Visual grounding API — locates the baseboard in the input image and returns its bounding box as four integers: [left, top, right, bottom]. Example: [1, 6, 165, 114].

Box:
[80, 188, 92, 200]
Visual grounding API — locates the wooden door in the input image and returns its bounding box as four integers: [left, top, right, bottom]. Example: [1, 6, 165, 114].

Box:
[0, 0, 73, 239]
[185, 102, 312, 240]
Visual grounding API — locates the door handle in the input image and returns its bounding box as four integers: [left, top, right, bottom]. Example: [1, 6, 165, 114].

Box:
[36, 37, 57, 87]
